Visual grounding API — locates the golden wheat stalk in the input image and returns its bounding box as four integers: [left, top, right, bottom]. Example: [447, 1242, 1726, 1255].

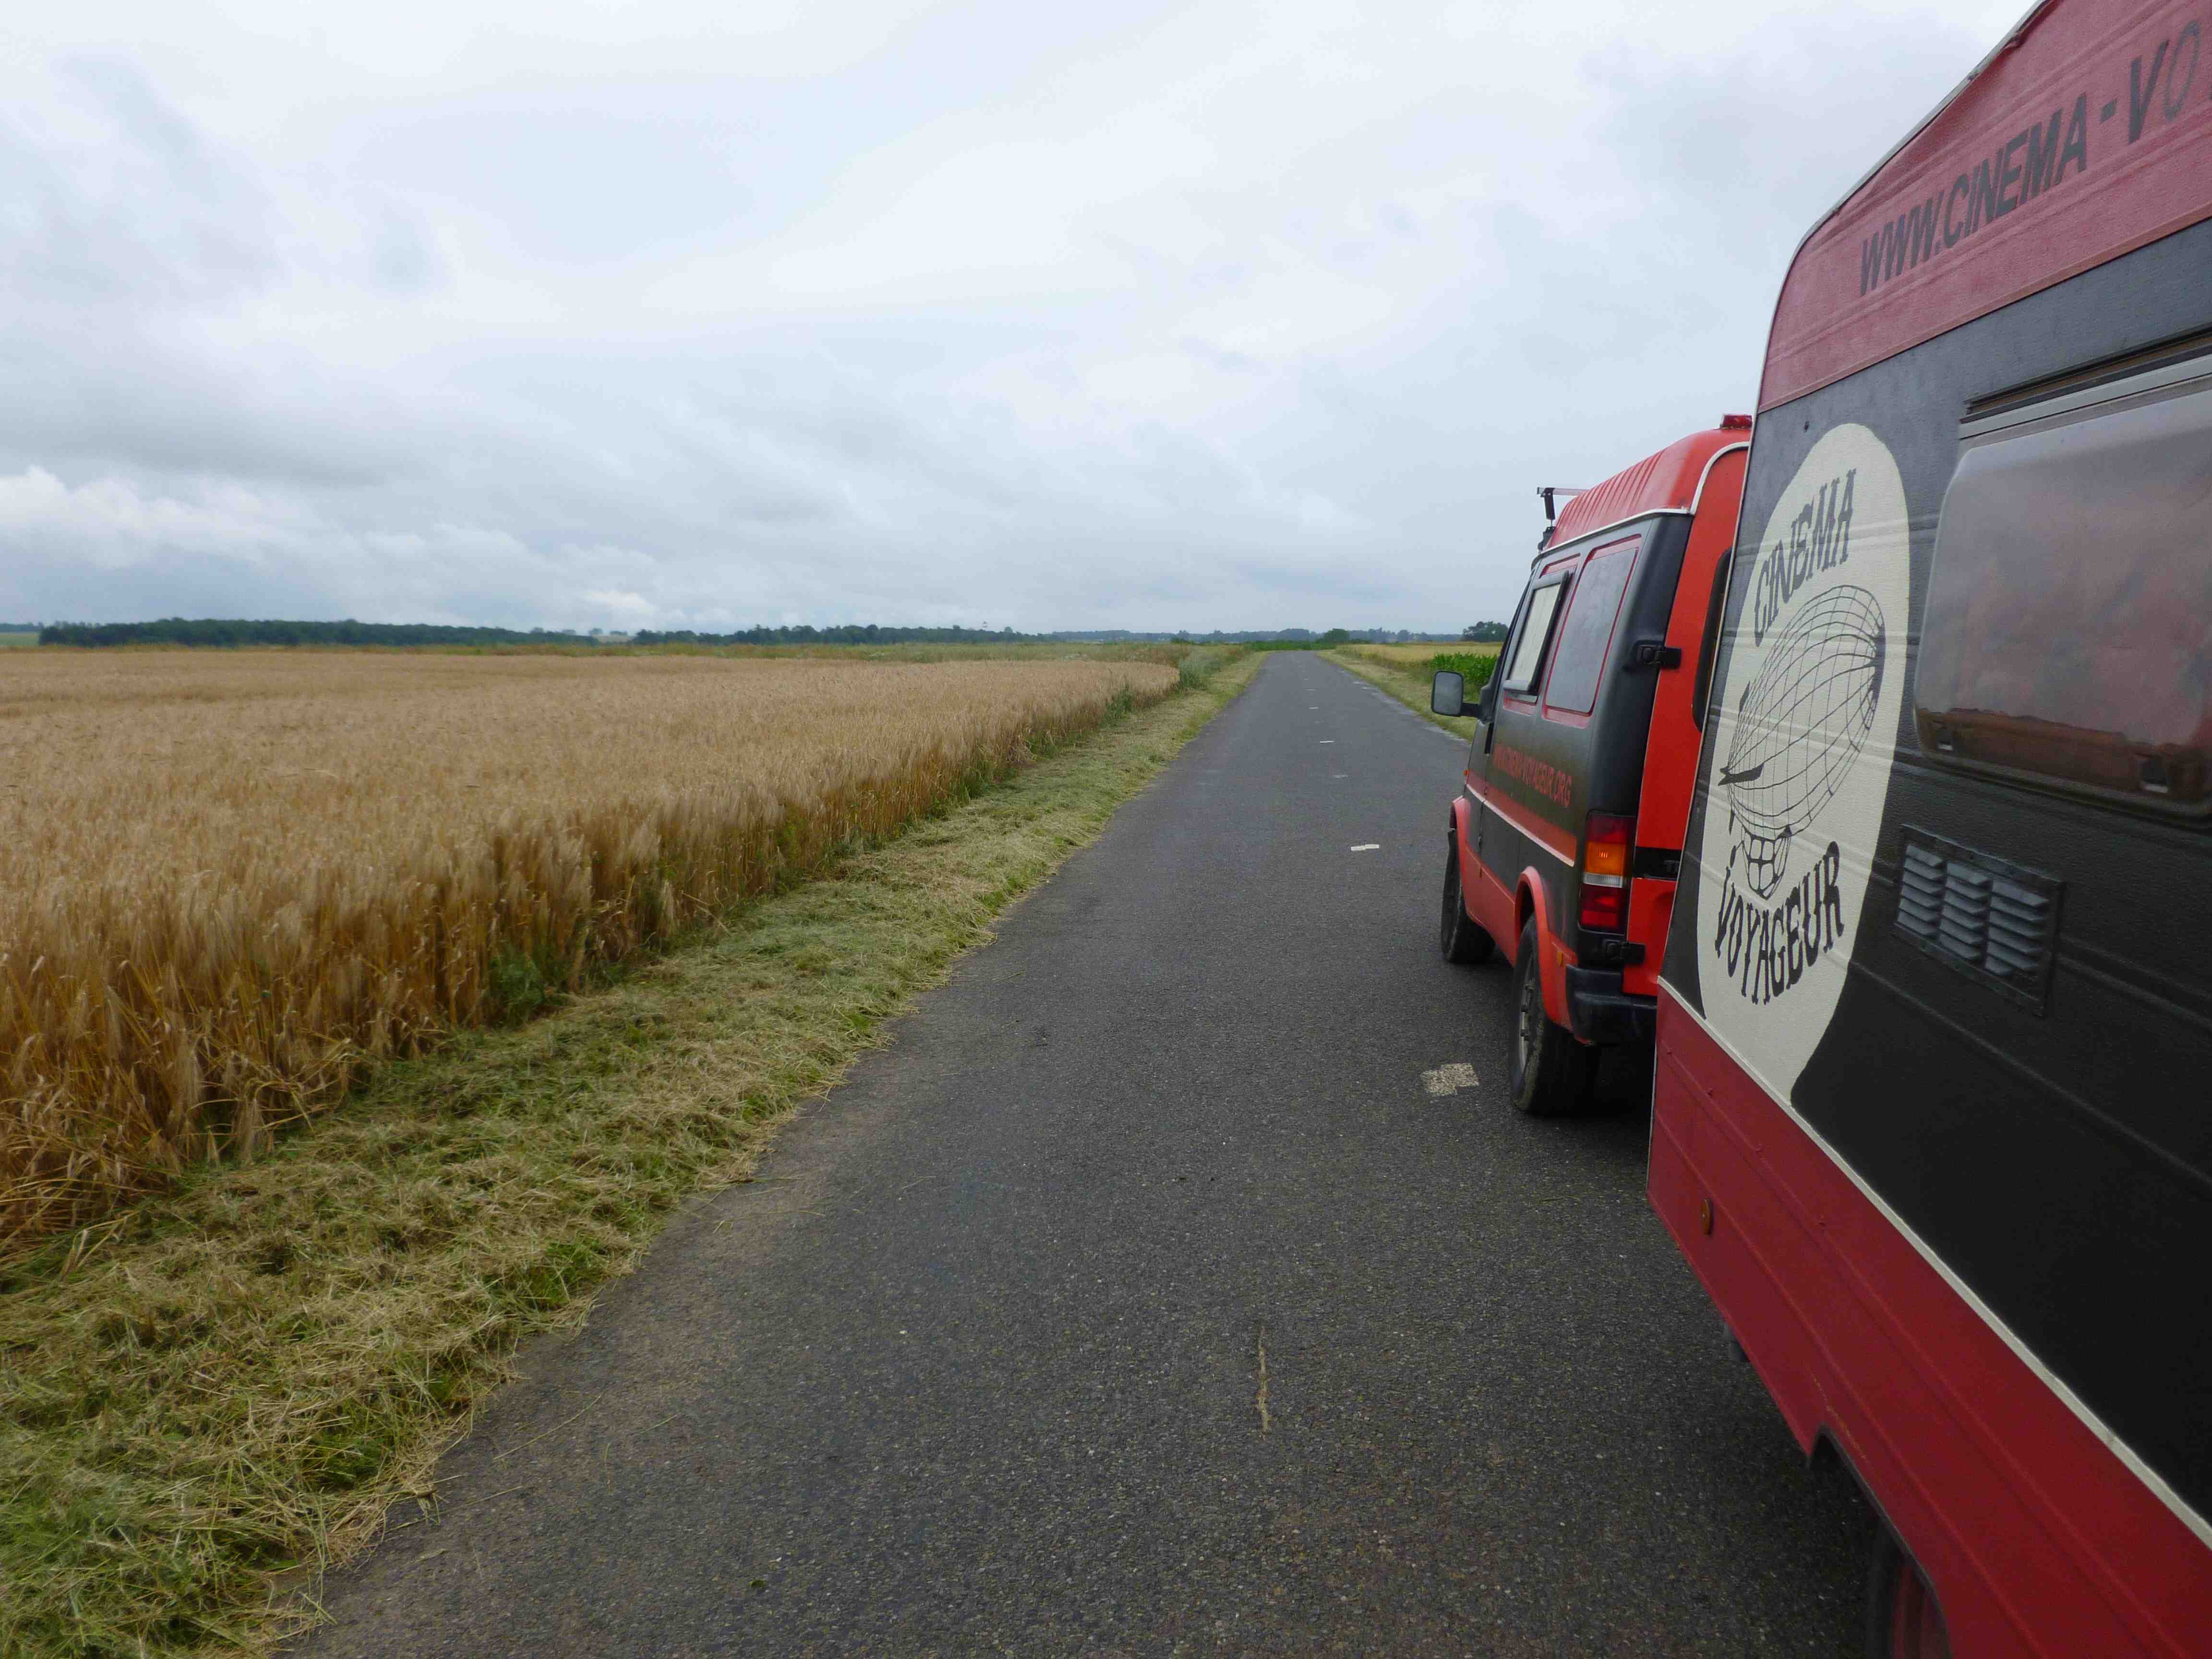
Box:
[0, 650, 1176, 1249]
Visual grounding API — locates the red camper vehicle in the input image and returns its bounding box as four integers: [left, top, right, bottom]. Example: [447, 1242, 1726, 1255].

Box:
[1432, 421, 1748, 1114]
[1650, 2, 2212, 1653]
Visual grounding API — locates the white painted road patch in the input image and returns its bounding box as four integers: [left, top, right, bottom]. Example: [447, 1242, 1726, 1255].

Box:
[1350, 843, 1380, 853]
[1423, 1063, 1480, 1096]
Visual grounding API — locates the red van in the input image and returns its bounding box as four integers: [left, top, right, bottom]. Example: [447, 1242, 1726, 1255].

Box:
[1432, 420, 1748, 1113]
[1651, 2, 2212, 1652]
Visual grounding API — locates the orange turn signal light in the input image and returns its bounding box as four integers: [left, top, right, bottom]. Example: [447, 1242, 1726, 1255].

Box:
[1580, 812, 1635, 932]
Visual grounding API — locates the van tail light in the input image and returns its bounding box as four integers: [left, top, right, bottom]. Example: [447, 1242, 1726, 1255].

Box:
[1580, 811, 1634, 932]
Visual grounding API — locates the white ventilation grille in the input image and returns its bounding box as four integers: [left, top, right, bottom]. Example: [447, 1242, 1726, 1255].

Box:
[1898, 844, 1945, 941]
[1985, 878, 2056, 981]
[1940, 864, 1993, 962]
[1894, 829, 2061, 1011]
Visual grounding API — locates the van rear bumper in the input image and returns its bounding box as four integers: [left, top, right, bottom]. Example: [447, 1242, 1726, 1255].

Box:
[1563, 965, 1656, 1046]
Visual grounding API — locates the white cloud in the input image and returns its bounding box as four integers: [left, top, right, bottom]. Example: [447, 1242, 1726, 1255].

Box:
[0, 468, 299, 567]
[0, 1, 2024, 632]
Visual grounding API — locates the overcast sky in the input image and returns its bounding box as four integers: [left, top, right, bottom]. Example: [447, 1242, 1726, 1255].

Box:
[1, 1, 2022, 634]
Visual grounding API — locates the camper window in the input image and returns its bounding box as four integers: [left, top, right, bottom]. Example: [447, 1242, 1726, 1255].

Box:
[1917, 357, 2212, 815]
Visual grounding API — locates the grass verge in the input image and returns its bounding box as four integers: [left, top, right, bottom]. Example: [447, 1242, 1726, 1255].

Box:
[1325, 645, 1485, 735]
[0, 649, 1258, 1659]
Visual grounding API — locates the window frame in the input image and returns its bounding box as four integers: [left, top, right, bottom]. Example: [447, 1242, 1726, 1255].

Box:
[1915, 346, 2212, 823]
[1541, 533, 1644, 719]
[1500, 571, 1572, 698]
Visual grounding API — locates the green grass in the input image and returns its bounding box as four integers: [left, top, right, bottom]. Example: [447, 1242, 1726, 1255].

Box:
[0, 649, 1260, 1659]
[0, 632, 39, 649]
[1327, 644, 1490, 733]
[1427, 650, 1499, 692]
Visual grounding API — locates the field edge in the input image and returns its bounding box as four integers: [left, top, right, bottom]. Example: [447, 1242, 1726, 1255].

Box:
[0, 651, 1261, 1659]
[1324, 646, 1483, 735]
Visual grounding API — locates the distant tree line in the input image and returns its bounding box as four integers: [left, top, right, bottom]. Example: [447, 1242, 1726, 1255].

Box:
[633, 624, 1029, 646]
[35, 617, 1492, 649]
[1461, 622, 1511, 642]
[1076, 628, 1468, 645]
[40, 618, 594, 648]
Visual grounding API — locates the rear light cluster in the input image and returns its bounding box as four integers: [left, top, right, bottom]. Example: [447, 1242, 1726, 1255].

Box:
[1579, 811, 1634, 931]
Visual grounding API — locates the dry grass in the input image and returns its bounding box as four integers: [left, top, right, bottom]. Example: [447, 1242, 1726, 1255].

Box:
[1337, 641, 1500, 668]
[621, 640, 1189, 663]
[1326, 643, 1491, 729]
[0, 649, 1257, 1659]
[0, 650, 1176, 1251]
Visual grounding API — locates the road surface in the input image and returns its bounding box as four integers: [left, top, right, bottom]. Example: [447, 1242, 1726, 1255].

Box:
[302, 651, 1873, 1657]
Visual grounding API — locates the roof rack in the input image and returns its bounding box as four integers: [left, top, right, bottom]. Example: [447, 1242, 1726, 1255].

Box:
[1536, 486, 1585, 550]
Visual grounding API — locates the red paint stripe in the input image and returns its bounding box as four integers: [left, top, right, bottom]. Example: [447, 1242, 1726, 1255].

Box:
[1466, 778, 1575, 863]
[1651, 990, 2212, 1656]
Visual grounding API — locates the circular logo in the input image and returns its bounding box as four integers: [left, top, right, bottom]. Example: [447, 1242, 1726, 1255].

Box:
[1696, 422, 1910, 1096]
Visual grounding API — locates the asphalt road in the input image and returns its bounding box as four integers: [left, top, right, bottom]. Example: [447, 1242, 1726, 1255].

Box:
[302, 651, 1873, 1657]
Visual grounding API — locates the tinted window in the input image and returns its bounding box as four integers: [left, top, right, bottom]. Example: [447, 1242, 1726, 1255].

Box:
[1917, 360, 2212, 814]
[1543, 535, 1640, 714]
[1502, 578, 1565, 694]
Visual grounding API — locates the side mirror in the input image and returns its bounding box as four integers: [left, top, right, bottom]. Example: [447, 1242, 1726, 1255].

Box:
[1431, 670, 1466, 717]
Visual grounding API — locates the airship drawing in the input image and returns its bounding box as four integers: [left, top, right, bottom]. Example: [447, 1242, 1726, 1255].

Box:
[1718, 584, 1887, 898]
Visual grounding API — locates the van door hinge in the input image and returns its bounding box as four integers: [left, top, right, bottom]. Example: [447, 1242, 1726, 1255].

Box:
[1629, 640, 1683, 671]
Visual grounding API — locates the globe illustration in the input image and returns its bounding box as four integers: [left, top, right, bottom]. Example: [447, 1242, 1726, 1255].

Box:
[1717, 585, 1887, 898]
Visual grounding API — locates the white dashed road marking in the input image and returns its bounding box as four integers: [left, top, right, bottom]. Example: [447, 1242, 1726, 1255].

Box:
[1350, 843, 1380, 853]
[1423, 1063, 1480, 1096]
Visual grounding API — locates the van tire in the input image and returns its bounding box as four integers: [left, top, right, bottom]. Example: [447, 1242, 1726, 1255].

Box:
[1509, 918, 1596, 1116]
[1441, 842, 1495, 965]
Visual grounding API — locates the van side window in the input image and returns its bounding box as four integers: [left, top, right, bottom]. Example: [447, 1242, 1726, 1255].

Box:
[1501, 576, 1568, 696]
[1917, 355, 2212, 816]
[1542, 535, 1641, 715]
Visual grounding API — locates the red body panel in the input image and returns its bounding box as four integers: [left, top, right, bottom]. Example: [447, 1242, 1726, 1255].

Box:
[1623, 444, 1746, 1000]
[1451, 795, 1574, 1026]
[1652, 991, 2212, 1657]
[1633, 447, 1744, 858]
[1622, 878, 1672, 999]
[1550, 428, 1746, 546]
[1761, 0, 2212, 410]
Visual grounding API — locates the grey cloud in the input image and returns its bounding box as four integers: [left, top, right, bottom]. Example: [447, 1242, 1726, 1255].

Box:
[5, 58, 276, 309]
[0, 4, 2019, 632]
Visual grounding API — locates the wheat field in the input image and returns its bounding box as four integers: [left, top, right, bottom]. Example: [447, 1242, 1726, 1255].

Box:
[0, 649, 1178, 1250]
[1338, 641, 1501, 667]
